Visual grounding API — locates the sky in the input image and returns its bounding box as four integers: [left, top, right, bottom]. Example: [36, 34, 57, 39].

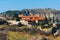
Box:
[0, 0, 60, 12]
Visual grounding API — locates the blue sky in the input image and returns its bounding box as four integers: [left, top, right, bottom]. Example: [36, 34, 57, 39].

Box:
[0, 0, 60, 12]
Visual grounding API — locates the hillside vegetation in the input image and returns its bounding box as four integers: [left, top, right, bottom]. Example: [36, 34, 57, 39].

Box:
[0, 8, 60, 20]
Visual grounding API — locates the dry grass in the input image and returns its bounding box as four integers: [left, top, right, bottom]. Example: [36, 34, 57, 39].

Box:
[7, 31, 60, 40]
[7, 31, 32, 40]
[36, 34, 60, 40]
[0, 25, 7, 28]
[0, 25, 59, 40]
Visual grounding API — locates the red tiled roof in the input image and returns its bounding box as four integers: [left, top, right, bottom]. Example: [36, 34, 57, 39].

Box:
[19, 16, 44, 21]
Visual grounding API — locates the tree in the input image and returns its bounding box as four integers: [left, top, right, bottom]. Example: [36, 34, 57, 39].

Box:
[53, 16, 55, 23]
[12, 13, 19, 21]
[56, 17, 59, 22]
[44, 15, 48, 24]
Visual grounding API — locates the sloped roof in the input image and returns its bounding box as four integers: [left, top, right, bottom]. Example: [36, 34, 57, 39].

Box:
[19, 16, 44, 21]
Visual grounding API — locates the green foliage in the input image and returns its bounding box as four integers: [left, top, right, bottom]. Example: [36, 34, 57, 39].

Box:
[53, 16, 55, 23]
[4, 10, 20, 20]
[44, 15, 49, 24]
[12, 13, 18, 20]
[41, 24, 52, 29]
[56, 17, 59, 22]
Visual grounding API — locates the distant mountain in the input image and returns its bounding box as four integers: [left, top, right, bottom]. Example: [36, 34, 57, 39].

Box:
[0, 8, 60, 20]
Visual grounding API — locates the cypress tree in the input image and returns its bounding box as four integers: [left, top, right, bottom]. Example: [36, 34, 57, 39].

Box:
[44, 15, 48, 24]
[53, 16, 55, 23]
